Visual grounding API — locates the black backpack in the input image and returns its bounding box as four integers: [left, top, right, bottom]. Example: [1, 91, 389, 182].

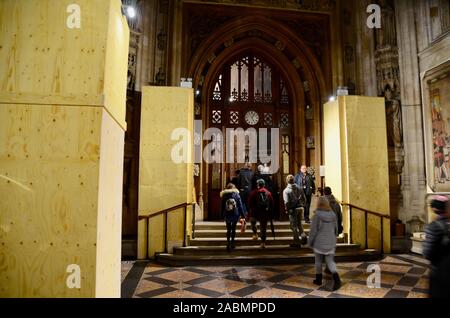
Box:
[257, 191, 270, 212]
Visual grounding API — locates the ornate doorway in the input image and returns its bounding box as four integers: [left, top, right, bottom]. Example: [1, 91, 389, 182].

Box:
[182, 6, 332, 222]
[206, 51, 294, 220]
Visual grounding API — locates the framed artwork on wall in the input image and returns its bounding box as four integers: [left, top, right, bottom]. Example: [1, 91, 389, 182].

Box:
[306, 136, 315, 149]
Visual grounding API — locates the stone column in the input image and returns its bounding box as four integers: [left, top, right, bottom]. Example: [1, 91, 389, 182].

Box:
[354, 0, 378, 96]
[395, 0, 427, 231]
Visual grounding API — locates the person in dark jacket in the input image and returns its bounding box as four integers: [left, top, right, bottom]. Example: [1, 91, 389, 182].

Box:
[294, 165, 315, 223]
[251, 164, 274, 194]
[283, 174, 307, 248]
[323, 187, 343, 235]
[248, 179, 274, 248]
[308, 196, 341, 291]
[221, 183, 246, 252]
[238, 163, 254, 212]
[423, 195, 450, 298]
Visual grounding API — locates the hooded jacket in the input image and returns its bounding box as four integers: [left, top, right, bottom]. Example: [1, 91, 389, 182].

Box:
[220, 188, 246, 223]
[308, 209, 338, 254]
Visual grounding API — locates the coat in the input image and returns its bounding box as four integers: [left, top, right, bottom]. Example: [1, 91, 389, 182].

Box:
[248, 187, 274, 221]
[283, 183, 306, 211]
[423, 216, 450, 298]
[308, 209, 338, 254]
[324, 194, 343, 234]
[294, 172, 315, 197]
[220, 188, 246, 224]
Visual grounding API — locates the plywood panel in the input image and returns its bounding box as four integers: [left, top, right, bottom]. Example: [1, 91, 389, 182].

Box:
[323, 96, 391, 252]
[0, 104, 102, 297]
[0, 0, 128, 129]
[95, 109, 124, 298]
[138, 87, 194, 259]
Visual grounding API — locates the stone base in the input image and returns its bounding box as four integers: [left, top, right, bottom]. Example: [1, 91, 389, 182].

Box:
[410, 237, 425, 255]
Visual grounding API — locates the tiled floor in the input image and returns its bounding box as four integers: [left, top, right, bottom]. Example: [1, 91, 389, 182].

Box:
[121, 254, 430, 298]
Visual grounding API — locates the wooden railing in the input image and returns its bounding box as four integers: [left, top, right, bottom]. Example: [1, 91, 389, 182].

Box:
[340, 202, 390, 254]
[138, 202, 195, 258]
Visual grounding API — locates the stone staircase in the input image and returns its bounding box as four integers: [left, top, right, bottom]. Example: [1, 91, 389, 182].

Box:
[155, 221, 382, 266]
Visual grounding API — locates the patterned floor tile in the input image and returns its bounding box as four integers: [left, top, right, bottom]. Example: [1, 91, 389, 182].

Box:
[197, 278, 248, 294]
[156, 269, 202, 283]
[122, 254, 431, 299]
[184, 286, 224, 298]
[231, 285, 265, 297]
[384, 289, 409, 298]
[333, 282, 390, 298]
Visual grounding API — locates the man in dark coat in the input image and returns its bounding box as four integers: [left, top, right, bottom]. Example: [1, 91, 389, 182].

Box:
[238, 163, 254, 212]
[248, 179, 274, 248]
[294, 165, 315, 223]
[423, 195, 450, 298]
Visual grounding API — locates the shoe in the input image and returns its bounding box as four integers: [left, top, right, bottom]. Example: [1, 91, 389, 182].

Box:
[260, 242, 266, 248]
[313, 274, 322, 286]
[252, 234, 258, 240]
[290, 243, 301, 248]
[332, 273, 341, 291]
[305, 219, 311, 224]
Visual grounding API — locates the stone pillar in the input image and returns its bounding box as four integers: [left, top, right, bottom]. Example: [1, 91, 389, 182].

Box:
[395, 0, 427, 231]
[354, 0, 378, 96]
[0, 0, 129, 297]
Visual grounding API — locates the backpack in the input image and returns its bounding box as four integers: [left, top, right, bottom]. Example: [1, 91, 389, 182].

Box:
[225, 197, 237, 213]
[257, 191, 270, 212]
[286, 184, 303, 210]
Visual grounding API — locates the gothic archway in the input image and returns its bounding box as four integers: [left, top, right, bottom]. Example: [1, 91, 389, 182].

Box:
[183, 13, 330, 219]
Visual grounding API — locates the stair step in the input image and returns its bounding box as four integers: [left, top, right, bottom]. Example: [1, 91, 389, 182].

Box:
[174, 243, 360, 256]
[195, 221, 310, 230]
[194, 229, 308, 238]
[155, 250, 381, 266]
[188, 236, 346, 246]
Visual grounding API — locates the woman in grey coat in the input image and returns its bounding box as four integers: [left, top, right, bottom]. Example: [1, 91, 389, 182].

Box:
[308, 196, 341, 290]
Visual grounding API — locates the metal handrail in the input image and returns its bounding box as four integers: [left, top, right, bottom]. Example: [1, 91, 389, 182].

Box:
[340, 202, 391, 220]
[339, 202, 390, 254]
[138, 202, 195, 258]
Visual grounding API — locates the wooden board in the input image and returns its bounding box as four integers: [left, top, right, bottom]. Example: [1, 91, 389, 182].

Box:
[0, 0, 129, 129]
[0, 103, 102, 297]
[138, 87, 194, 259]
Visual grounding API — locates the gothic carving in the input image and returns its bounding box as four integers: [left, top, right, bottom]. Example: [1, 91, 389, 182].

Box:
[224, 37, 234, 47]
[188, 14, 234, 61]
[344, 45, 353, 64]
[157, 29, 167, 51]
[275, 41, 285, 51]
[155, 67, 166, 86]
[159, 0, 169, 14]
[375, 0, 397, 48]
[191, 0, 336, 11]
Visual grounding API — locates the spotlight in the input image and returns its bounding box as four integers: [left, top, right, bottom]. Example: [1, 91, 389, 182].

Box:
[329, 96, 335, 102]
[122, 5, 136, 19]
[195, 90, 200, 96]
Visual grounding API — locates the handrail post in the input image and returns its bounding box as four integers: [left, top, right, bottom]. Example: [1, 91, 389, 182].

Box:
[349, 206, 352, 244]
[380, 217, 384, 254]
[164, 211, 168, 253]
[146, 218, 149, 260]
[192, 203, 196, 239]
[183, 205, 187, 247]
[365, 211, 368, 250]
